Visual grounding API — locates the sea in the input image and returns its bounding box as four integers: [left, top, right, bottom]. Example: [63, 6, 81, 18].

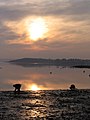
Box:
[0, 59, 90, 91]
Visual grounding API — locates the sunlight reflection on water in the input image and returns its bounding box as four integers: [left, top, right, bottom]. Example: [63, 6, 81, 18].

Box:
[0, 61, 90, 91]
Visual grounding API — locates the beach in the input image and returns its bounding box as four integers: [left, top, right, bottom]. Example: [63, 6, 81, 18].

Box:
[0, 89, 90, 120]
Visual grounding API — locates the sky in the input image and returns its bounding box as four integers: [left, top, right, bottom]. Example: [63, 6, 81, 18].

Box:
[0, 0, 90, 59]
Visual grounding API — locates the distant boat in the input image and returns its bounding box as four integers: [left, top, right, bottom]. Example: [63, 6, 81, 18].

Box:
[50, 71, 52, 74]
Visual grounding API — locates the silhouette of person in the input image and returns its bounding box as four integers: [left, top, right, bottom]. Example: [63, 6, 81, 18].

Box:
[70, 84, 76, 90]
[13, 84, 21, 94]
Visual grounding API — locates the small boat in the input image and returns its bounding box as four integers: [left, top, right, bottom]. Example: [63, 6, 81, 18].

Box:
[50, 72, 52, 74]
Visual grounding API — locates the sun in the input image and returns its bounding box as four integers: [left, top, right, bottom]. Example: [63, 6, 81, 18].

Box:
[29, 84, 40, 91]
[28, 18, 48, 41]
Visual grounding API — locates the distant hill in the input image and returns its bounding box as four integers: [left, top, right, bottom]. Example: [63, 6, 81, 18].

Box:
[9, 58, 90, 68]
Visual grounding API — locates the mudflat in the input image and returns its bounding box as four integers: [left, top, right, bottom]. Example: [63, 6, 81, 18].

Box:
[0, 90, 90, 120]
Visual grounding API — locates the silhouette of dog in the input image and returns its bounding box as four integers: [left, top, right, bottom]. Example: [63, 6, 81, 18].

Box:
[13, 84, 21, 94]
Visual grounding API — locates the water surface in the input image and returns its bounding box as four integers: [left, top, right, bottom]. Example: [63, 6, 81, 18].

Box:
[0, 60, 90, 91]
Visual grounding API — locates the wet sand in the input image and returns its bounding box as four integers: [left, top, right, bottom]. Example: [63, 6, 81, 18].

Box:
[0, 90, 90, 120]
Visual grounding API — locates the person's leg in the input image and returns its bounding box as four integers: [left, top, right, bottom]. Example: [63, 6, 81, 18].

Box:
[18, 88, 20, 94]
[14, 88, 17, 94]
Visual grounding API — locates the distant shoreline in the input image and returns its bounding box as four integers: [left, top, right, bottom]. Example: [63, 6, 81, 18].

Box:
[9, 58, 90, 68]
[72, 65, 90, 69]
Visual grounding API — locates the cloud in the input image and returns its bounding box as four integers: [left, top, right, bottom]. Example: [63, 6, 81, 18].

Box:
[0, 0, 90, 59]
[0, 0, 89, 21]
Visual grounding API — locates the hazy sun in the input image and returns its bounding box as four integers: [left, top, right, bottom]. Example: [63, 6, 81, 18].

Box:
[28, 18, 47, 41]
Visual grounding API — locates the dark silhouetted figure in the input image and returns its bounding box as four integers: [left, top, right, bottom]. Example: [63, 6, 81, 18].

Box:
[13, 84, 21, 94]
[70, 84, 76, 90]
[83, 70, 85, 73]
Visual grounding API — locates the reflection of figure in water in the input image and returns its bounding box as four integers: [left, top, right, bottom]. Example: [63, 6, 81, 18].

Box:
[13, 84, 21, 94]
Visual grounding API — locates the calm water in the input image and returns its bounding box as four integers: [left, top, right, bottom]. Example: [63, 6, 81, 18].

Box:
[0, 60, 90, 91]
